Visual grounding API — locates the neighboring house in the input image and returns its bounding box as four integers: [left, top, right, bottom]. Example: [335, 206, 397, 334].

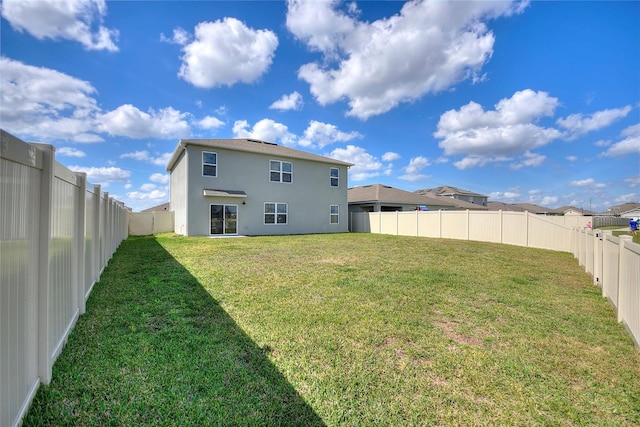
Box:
[487, 201, 550, 214]
[415, 185, 488, 207]
[348, 184, 486, 213]
[141, 202, 169, 212]
[603, 202, 640, 218]
[552, 206, 596, 216]
[166, 138, 353, 236]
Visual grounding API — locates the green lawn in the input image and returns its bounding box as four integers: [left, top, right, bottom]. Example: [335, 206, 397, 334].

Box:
[24, 233, 640, 426]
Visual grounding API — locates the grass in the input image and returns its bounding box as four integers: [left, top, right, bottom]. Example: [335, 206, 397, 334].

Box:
[24, 233, 640, 426]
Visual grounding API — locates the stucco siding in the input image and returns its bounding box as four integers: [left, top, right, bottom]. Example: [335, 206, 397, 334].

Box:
[183, 144, 349, 236]
[169, 150, 188, 235]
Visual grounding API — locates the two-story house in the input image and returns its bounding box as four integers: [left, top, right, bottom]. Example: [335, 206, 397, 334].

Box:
[166, 138, 353, 236]
[415, 185, 488, 207]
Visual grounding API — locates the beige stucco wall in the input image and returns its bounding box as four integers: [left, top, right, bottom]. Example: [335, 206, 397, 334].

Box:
[169, 150, 188, 235]
[177, 144, 349, 236]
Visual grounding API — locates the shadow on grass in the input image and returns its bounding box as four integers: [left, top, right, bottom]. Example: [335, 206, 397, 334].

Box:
[23, 236, 325, 426]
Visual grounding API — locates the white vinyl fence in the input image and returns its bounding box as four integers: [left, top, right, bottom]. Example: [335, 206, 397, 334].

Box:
[1, 130, 129, 427]
[574, 228, 640, 347]
[129, 211, 175, 235]
[351, 211, 640, 347]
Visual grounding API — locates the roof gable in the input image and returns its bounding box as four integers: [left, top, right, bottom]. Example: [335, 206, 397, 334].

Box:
[348, 184, 486, 210]
[166, 138, 353, 171]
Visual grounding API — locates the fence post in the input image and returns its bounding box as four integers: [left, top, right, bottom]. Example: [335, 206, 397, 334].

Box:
[525, 211, 530, 247]
[75, 173, 87, 315]
[36, 144, 55, 385]
[593, 229, 603, 287]
[466, 210, 470, 240]
[499, 210, 503, 244]
[617, 235, 633, 323]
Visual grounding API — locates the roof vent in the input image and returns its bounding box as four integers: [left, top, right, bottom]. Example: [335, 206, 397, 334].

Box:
[246, 138, 277, 146]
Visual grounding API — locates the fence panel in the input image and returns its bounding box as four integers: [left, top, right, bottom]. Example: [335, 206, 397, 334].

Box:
[502, 211, 527, 247]
[618, 237, 640, 346]
[441, 210, 468, 240]
[1, 130, 129, 427]
[129, 211, 175, 235]
[602, 233, 621, 307]
[469, 211, 502, 243]
[0, 148, 41, 427]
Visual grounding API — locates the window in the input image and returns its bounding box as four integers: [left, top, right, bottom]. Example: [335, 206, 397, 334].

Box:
[265, 202, 288, 224]
[270, 160, 292, 183]
[330, 167, 339, 187]
[330, 205, 339, 224]
[203, 151, 217, 177]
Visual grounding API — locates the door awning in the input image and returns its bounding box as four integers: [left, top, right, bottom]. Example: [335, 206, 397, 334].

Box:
[203, 189, 247, 198]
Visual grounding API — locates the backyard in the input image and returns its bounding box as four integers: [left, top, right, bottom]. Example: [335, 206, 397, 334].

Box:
[24, 233, 640, 426]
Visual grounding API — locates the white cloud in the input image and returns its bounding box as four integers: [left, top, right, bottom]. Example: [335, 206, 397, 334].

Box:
[68, 165, 131, 182]
[600, 123, 640, 157]
[298, 120, 362, 148]
[150, 173, 170, 184]
[120, 150, 172, 167]
[435, 89, 561, 169]
[178, 18, 278, 88]
[99, 104, 191, 139]
[614, 193, 639, 204]
[287, 0, 527, 119]
[197, 115, 225, 130]
[625, 174, 640, 188]
[127, 189, 168, 201]
[1, 0, 118, 51]
[1, 58, 218, 143]
[399, 156, 431, 181]
[510, 151, 545, 170]
[326, 145, 383, 181]
[140, 183, 156, 191]
[269, 91, 304, 111]
[382, 152, 401, 162]
[161, 27, 190, 45]
[566, 155, 578, 162]
[489, 190, 521, 201]
[0, 57, 102, 142]
[232, 119, 296, 145]
[57, 147, 86, 157]
[569, 178, 606, 189]
[540, 196, 559, 206]
[557, 105, 632, 139]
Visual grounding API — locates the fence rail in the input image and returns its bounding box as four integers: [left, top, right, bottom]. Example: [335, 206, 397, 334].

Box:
[1, 130, 129, 427]
[350, 211, 640, 347]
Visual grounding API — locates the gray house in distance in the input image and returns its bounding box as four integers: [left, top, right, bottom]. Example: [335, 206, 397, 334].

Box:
[415, 185, 488, 207]
[348, 184, 486, 213]
[166, 138, 353, 236]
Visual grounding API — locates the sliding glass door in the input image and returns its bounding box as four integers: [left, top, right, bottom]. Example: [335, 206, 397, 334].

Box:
[210, 204, 238, 235]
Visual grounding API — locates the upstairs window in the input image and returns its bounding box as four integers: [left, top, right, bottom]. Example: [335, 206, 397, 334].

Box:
[203, 151, 217, 177]
[270, 160, 293, 183]
[330, 167, 339, 187]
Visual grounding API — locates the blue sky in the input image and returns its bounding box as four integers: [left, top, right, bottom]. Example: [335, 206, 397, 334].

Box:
[1, 0, 638, 212]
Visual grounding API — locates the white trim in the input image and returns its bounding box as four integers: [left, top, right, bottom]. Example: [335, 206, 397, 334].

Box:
[264, 202, 288, 225]
[330, 204, 339, 224]
[209, 203, 238, 235]
[269, 159, 293, 184]
[330, 167, 339, 187]
[202, 151, 218, 177]
[203, 189, 247, 198]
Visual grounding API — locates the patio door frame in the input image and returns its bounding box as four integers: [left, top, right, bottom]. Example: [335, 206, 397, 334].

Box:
[209, 203, 238, 235]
